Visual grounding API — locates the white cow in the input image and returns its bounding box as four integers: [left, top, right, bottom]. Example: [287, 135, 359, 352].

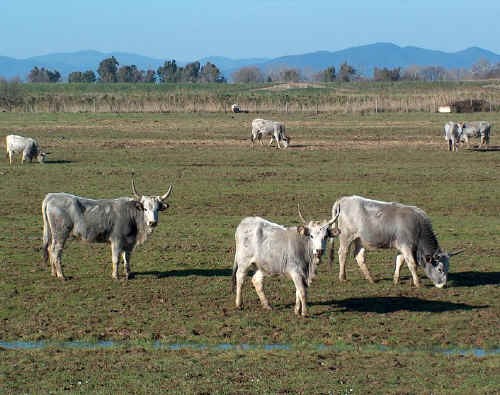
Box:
[6, 134, 47, 165]
[251, 118, 290, 149]
[443, 121, 461, 152]
[458, 121, 491, 147]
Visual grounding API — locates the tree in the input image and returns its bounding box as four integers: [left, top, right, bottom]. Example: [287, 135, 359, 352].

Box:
[232, 66, 264, 83]
[68, 70, 96, 83]
[97, 56, 119, 82]
[281, 68, 300, 82]
[117, 65, 143, 82]
[157, 60, 178, 83]
[314, 66, 336, 82]
[180, 61, 200, 82]
[199, 62, 225, 83]
[373, 67, 400, 81]
[143, 69, 156, 83]
[27, 67, 61, 83]
[338, 62, 357, 82]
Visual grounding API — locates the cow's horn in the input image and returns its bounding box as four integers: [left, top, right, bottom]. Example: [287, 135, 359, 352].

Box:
[161, 184, 173, 201]
[449, 249, 465, 257]
[131, 177, 141, 199]
[297, 203, 306, 224]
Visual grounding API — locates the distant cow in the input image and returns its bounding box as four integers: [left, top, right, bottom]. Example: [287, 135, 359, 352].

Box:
[231, 104, 241, 113]
[232, 208, 336, 316]
[459, 121, 491, 147]
[329, 195, 462, 288]
[444, 121, 461, 152]
[251, 118, 290, 149]
[42, 179, 173, 280]
[6, 134, 48, 165]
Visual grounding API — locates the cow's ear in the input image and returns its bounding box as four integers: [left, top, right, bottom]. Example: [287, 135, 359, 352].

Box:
[134, 201, 144, 211]
[424, 255, 433, 264]
[297, 226, 309, 236]
[158, 202, 169, 211]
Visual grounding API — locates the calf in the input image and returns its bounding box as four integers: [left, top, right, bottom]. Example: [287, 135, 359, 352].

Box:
[232, 210, 336, 316]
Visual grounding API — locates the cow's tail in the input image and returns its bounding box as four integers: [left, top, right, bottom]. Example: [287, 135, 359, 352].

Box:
[42, 196, 51, 263]
[231, 257, 238, 294]
[328, 200, 341, 271]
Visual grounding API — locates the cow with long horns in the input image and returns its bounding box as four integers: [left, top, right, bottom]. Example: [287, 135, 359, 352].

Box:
[232, 206, 337, 316]
[42, 179, 173, 280]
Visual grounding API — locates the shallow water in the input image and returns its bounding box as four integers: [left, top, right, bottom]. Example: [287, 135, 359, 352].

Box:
[0, 340, 498, 357]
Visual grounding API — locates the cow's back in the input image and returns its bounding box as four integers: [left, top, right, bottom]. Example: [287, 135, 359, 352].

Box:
[235, 217, 306, 273]
[335, 196, 426, 249]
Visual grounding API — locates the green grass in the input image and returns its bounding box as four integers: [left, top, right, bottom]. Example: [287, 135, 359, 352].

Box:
[0, 111, 498, 393]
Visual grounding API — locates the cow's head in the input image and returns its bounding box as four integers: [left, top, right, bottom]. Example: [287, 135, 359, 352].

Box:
[132, 178, 173, 231]
[37, 152, 48, 163]
[423, 249, 463, 288]
[297, 204, 335, 258]
[281, 135, 291, 148]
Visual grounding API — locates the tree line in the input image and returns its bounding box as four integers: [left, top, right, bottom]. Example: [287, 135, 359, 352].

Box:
[14, 56, 500, 84]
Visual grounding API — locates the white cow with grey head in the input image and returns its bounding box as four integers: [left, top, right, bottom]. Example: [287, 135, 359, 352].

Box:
[42, 178, 173, 280]
[6, 134, 48, 165]
[329, 195, 463, 288]
[232, 207, 336, 317]
[443, 121, 461, 152]
[251, 118, 290, 149]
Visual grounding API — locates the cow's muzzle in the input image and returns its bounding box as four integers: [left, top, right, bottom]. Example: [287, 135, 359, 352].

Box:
[148, 221, 158, 228]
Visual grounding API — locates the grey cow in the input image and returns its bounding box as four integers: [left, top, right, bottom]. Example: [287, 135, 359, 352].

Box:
[42, 179, 173, 280]
[232, 210, 336, 316]
[329, 195, 462, 288]
[443, 121, 461, 152]
[459, 121, 491, 147]
[251, 118, 290, 149]
[6, 134, 48, 165]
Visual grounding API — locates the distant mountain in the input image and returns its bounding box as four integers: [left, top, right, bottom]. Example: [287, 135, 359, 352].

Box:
[260, 43, 500, 76]
[1, 43, 499, 81]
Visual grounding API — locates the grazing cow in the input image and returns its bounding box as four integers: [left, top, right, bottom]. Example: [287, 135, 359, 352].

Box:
[42, 179, 173, 280]
[251, 118, 290, 149]
[232, 208, 337, 316]
[329, 195, 462, 288]
[231, 104, 241, 113]
[459, 121, 491, 147]
[444, 121, 461, 152]
[6, 134, 48, 165]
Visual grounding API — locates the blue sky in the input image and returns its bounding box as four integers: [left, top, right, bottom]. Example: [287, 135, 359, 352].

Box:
[2, 0, 499, 60]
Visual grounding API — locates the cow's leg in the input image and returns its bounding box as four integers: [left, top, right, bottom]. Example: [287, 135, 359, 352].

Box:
[448, 140, 452, 151]
[338, 238, 350, 282]
[50, 240, 65, 280]
[327, 238, 335, 272]
[235, 264, 247, 309]
[252, 269, 271, 310]
[8, 151, 13, 165]
[111, 243, 121, 279]
[273, 131, 281, 149]
[393, 254, 405, 284]
[122, 251, 131, 279]
[289, 271, 307, 316]
[400, 246, 420, 287]
[353, 243, 374, 283]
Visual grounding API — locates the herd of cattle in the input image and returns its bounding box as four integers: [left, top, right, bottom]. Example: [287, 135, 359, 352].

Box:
[4, 116, 479, 316]
[443, 120, 491, 151]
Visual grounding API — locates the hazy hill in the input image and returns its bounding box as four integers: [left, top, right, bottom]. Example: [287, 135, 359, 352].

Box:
[1, 43, 499, 81]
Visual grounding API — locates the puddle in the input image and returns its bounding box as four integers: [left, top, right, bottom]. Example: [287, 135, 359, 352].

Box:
[0, 340, 498, 357]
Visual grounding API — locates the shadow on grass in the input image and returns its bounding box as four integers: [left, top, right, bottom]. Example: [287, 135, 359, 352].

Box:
[448, 271, 500, 287]
[133, 268, 232, 278]
[313, 296, 488, 314]
[44, 160, 74, 164]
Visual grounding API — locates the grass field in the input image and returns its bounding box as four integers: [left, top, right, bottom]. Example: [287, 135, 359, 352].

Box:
[0, 110, 499, 394]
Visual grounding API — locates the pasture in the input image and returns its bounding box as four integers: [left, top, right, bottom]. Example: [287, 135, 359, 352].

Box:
[0, 110, 499, 393]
